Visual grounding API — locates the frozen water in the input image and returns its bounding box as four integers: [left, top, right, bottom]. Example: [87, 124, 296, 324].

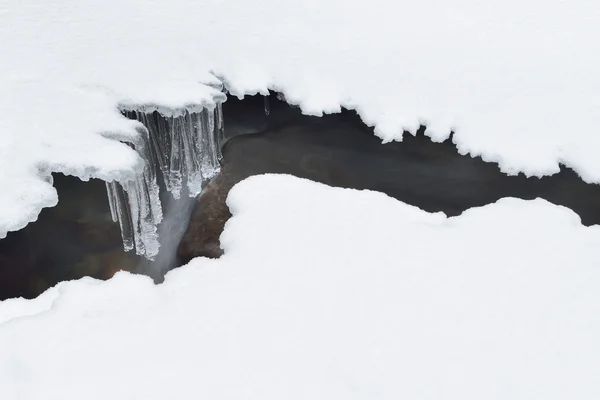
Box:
[104, 147, 162, 259]
[124, 106, 224, 198]
[105, 181, 135, 252]
[107, 106, 225, 259]
[136, 185, 198, 280]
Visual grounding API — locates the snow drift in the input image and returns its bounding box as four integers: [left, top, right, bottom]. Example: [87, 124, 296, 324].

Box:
[0, 175, 599, 399]
[2, 0, 600, 237]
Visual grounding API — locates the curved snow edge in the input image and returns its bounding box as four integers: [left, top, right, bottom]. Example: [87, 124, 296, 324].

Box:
[2, 173, 596, 323]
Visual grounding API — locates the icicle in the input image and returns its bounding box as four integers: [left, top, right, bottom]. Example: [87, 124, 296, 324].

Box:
[168, 115, 184, 199]
[264, 95, 270, 116]
[111, 102, 225, 259]
[185, 111, 204, 196]
[105, 181, 119, 223]
[106, 129, 163, 259]
[141, 112, 169, 182]
[203, 108, 220, 180]
[106, 181, 134, 252]
[123, 170, 161, 260]
[215, 102, 225, 156]
[216, 102, 224, 130]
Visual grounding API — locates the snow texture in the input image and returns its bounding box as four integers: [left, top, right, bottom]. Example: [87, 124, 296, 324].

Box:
[2, 0, 600, 236]
[0, 174, 599, 399]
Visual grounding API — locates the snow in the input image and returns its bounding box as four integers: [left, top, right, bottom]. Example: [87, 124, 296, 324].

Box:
[0, 284, 61, 325]
[2, 0, 600, 236]
[1, 174, 599, 399]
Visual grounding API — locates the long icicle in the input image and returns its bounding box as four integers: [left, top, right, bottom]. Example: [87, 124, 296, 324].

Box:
[108, 104, 224, 259]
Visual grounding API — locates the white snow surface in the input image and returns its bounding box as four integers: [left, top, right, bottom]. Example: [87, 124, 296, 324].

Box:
[2, 0, 600, 236]
[1, 174, 599, 399]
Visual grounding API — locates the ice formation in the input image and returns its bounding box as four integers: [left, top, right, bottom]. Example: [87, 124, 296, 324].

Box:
[105, 104, 225, 259]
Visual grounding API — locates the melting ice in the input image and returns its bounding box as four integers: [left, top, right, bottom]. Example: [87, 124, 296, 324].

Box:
[105, 104, 225, 259]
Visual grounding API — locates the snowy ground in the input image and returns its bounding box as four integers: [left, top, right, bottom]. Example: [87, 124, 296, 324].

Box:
[2, 2, 599, 396]
[0, 175, 599, 399]
[2, 0, 600, 235]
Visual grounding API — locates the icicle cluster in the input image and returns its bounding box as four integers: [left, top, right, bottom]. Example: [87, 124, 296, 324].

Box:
[105, 104, 225, 260]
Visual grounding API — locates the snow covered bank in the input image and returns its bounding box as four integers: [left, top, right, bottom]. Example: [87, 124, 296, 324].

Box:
[2, 0, 600, 237]
[1, 174, 599, 399]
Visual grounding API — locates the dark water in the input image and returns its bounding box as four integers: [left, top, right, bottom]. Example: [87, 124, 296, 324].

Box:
[2, 93, 600, 300]
[0, 174, 140, 300]
[178, 94, 600, 263]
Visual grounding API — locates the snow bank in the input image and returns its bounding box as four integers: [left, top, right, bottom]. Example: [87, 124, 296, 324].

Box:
[2, 0, 600, 236]
[1, 174, 599, 399]
[0, 284, 61, 325]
